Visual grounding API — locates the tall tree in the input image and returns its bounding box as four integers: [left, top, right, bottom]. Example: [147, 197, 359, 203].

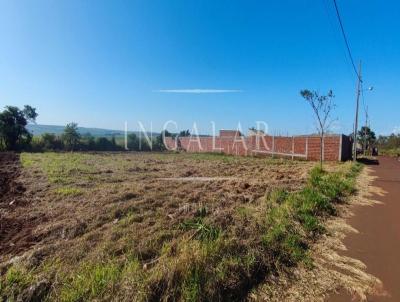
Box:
[300, 89, 335, 168]
[0, 105, 38, 150]
[358, 126, 376, 154]
[62, 123, 81, 151]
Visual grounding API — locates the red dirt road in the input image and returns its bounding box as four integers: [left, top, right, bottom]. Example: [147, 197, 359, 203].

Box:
[328, 156, 400, 301]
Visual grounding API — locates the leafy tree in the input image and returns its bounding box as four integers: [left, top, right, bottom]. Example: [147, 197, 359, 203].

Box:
[92, 136, 121, 151]
[111, 135, 116, 147]
[300, 89, 335, 168]
[127, 133, 139, 150]
[81, 133, 96, 150]
[358, 126, 376, 154]
[179, 130, 190, 137]
[376, 133, 400, 152]
[62, 123, 81, 151]
[153, 134, 167, 151]
[22, 105, 38, 122]
[41, 133, 63, 150]
[160, 130, 173, 138]
[95, 137, 112, 151]
[0, 105, 37, 150]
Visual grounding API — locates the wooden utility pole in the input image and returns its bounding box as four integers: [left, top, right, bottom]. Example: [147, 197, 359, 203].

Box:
[364, 105, 369, 155]
[353, 61, 362, 161]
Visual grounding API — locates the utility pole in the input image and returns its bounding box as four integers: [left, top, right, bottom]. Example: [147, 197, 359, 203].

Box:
[364, 105, 369, 155]
[353, 61, 362, 161]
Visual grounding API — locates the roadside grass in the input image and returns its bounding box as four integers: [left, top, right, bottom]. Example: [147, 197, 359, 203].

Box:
[2, 153, 361, 302]
[379, 148, 400, 157]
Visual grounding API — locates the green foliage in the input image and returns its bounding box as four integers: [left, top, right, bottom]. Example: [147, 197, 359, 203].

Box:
[376, 133, 400, 156]
[94, 136, 120, 151]
[180, 218, 221, 242]
[127, 133, 166, 151]
[55, 187, 83, 196]
[0, 266, 34, 300]
[263, 162, 362, 267]
[59, 262, 121, 302]
[0, 105, 37, 150]
[268, 188, 289, 204]
[181, 267, 202, 302]
[358, 126, 376, 152]
[62, 123, 81, 151]
[32, 128, 124, 152]
[179, 129, 191, 137]
[21, 152, 97, 185]
[33, 132, 64, 151]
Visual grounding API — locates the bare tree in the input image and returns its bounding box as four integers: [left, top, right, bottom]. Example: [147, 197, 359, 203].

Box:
[300, 89, 336, 169]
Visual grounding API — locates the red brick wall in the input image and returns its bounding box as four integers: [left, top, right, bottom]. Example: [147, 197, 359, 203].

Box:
[164, 134, 350, 162]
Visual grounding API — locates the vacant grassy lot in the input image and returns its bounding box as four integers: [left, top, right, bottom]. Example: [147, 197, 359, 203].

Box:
[0, 152, 360, 301]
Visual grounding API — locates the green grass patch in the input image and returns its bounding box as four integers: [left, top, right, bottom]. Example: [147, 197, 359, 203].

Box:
[0, 266, 34, 300]
[180, 218, 221, 242]
[58, 261, 121, 302]
[55, 187, 83, 196]
[20, 152, 98, 185]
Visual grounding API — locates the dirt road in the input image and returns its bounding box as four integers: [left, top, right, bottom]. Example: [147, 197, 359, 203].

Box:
[329, 156, 400, 301]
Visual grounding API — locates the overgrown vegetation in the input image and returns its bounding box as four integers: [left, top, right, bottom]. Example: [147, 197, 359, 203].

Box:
[30, 128, 167, 152]
[376, 133, 400, 156]
[0, 153, 362, 301]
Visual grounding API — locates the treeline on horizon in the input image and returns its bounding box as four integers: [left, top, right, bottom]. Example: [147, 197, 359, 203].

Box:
[0, 105, 193, 152]
[30, 128, 166, 152]
[1, 105, 400, 154]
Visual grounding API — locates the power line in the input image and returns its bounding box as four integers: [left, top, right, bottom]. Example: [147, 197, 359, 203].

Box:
[322, 0, 354, 79]
[332, 0, 361, 81]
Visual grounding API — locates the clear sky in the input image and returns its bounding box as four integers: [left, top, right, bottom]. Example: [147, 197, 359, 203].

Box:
[0, 0, 399, 135]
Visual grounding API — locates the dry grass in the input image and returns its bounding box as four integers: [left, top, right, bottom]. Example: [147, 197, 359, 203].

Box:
[0, 152, 362, 301]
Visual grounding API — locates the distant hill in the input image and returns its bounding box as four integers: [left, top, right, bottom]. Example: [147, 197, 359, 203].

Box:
[27, 124, 157, 137]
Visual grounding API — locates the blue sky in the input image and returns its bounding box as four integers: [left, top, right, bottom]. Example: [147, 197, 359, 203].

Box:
[0, 0, 399, 135]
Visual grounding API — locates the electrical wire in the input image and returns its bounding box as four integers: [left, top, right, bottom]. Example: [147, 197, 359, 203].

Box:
[332, 0, 361, 81]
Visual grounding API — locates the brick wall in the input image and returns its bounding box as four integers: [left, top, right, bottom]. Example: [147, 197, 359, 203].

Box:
[164, 133, 351, 161]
